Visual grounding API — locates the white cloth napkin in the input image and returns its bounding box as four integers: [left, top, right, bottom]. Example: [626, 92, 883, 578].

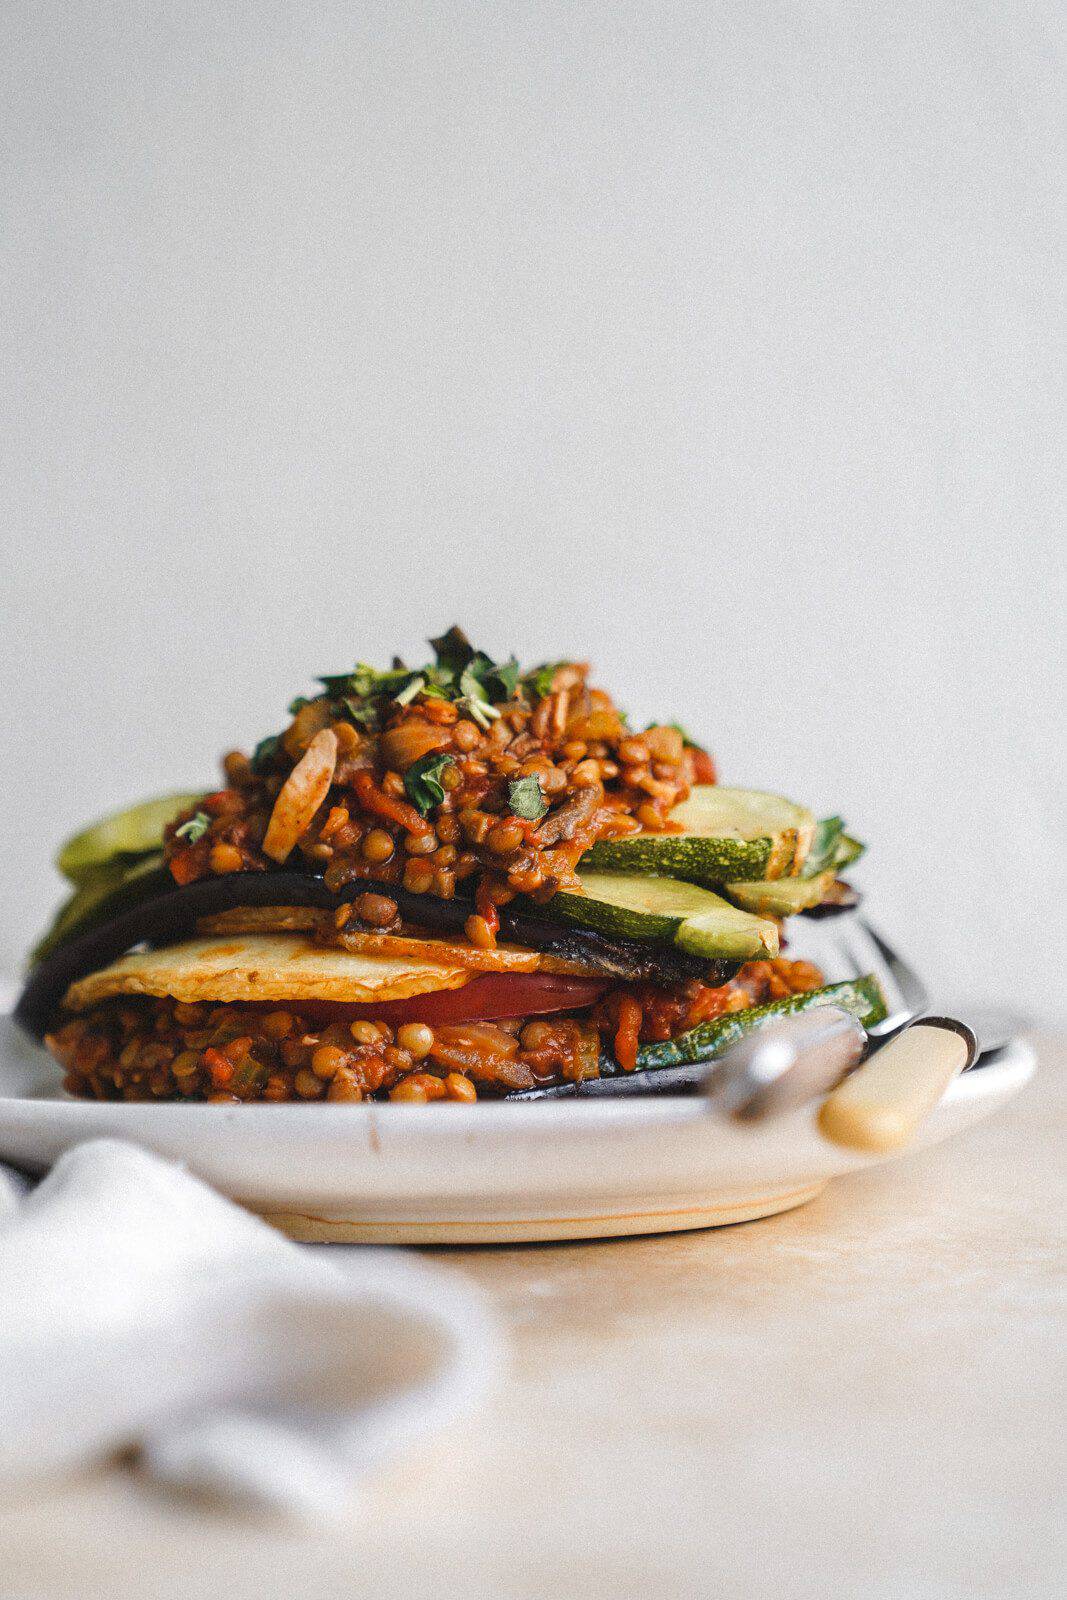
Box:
[0, 1139, 499, 1518]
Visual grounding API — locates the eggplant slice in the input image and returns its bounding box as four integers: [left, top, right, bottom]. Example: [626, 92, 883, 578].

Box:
[799, 880, 861, 917]
[16, 869, 734, 1038]
[508, 1060, 708, 1099]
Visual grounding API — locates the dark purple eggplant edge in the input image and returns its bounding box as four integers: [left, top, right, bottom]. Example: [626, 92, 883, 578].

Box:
[15, 870, 734, 1039]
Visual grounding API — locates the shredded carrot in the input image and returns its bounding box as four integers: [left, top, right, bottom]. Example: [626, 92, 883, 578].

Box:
[685, 986, 732, 1026]
[201, 790, 233, 816]
[614, 995, 642, 1073]
[203, 1048, 234, 1088]
[168, 847, 202, 885]
[351, 769, 432, 835]
[475, 879, 500, 935]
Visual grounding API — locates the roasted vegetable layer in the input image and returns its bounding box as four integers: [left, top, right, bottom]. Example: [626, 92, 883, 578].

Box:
[45, 959, 829, 1102]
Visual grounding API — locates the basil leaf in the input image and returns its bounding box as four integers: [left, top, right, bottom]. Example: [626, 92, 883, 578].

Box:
[318, 663, 414, 701]
[458, 662, 489, 706]
[338, 697, 378, 730]
[428, 626, 475, 672]
[507, 775, 547, 821]
[250, 734, 281, 773]
[174, 810, 211, 844]
[317, 670, 361, 696]
[483, 653, 520, 700]
[403, 752, 454, 815]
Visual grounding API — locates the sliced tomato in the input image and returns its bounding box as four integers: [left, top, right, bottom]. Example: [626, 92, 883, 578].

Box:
[285, 973, 609, 1028]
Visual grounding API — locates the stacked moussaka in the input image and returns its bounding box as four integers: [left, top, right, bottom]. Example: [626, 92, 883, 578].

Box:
[19, 629, 885, 1102]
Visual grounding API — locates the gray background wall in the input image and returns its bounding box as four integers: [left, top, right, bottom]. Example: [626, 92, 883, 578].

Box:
[2, 2, 1063, 1020]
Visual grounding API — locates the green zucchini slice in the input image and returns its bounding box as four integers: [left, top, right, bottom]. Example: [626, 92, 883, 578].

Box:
[551, 871, 779, 961]
[56, 793, 204, 885]
[801, 817, 866, 879]
[633, 975, 888, 1071]
[580, 786, 817, 884]
[831, 833, 865, 871]
[722, 870, 838, 917]
[31, 854, 171, 965]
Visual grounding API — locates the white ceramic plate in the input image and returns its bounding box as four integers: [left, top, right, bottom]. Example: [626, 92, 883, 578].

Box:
[0, 1012, 1033, 1244]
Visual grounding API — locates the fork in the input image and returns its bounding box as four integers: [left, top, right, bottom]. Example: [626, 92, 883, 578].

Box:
[511, 912, 930, 1102]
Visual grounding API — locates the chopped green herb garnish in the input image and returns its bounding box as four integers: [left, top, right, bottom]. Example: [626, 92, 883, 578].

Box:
[404, 752, 455, 816]
[488, 655, 521, 700]
[458, 660, 504, 727]
[340, 697, 379, 730]
[428, 626, 476, 672]
[457, 650, 519, 712]
[311, 630, 521, 733]
[393, 675, 425, 706]
[287, 696, 311, 717]
[460, 695, 498, 730]
[507, 775, 548, 821]
[318, 663, 416, 701]
[522, 661, 570, 700]
[174, 810, 211, 844]
[250, 734, 281, 773]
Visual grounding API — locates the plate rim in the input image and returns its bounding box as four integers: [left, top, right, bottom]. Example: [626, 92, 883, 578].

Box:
[0, 1029, 1037, 1136]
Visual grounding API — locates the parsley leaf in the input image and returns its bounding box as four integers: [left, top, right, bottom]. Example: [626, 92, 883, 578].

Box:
[403, 752, 455, 816]
[174, 810, 211, 844]
[507, 775, 548, 821]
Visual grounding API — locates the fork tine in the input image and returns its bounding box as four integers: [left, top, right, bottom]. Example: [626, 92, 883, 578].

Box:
[840, 924, 906, 1030]
[797, 913, 921, 1033]
[860, 921, 929, 1018]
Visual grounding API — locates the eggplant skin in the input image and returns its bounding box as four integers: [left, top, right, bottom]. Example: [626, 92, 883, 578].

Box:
[15, 871, 732, 1039]
[799, 881, 861, 918]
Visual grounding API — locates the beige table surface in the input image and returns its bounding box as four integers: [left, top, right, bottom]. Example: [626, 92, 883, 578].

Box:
[1, 1034, 1063, 1600]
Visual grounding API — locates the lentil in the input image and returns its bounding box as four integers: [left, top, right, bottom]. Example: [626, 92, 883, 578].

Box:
[350, 1020, 383, 1045]
[396, 1022, 434, 1059]
[46, 960, 826, 1105]
[161, 645, 722, 950]
[464, 914, 496, 949]
[209, 842, 245, 875]
[403, 859, 435, 894]
[362, 828, 395, 864]
[353, 892, 399, 927]
[444, 1072, 477, 1102]
[311, 1044, 350, 1080]
[487, 821, 524, 855]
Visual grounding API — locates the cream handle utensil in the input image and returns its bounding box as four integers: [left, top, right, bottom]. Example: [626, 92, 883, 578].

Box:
[712, 1006, 867, 1121]
[818, 1018, 978, 1153]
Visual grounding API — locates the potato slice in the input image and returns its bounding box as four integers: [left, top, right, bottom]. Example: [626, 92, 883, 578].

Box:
[195, 907, 598, 975]
[63, 934, 473, 1010]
